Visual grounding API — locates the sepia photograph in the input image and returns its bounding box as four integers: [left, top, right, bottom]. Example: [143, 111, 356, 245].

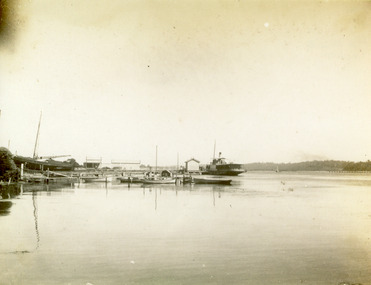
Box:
[0, 0, 370, 284]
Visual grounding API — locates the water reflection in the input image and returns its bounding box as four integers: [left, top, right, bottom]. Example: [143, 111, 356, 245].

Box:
[32, 189, 40, 249]
[21, 182, 75, 193]
[137, 183, 226, 209]
[155, 188, 157, 210]
[0, 182, 74, 253]
[0, 200, 12, 216]
[0, 184, 22, 199]
[0, 184, 22, 216]
[0, 173, 370, 284]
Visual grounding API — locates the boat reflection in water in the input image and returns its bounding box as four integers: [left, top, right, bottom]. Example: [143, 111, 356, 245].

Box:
[140, 182, 228, 211]
[0, 182, 75, 255]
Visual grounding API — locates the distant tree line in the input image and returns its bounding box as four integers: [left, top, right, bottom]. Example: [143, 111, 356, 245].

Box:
[342, 160, 371, 172]
[243, 160, 371, 172]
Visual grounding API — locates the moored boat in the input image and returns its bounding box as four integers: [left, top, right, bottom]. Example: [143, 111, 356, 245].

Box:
[13, 113, 75, 172]
[181, 173, 232, 185]
[13, 155, 75, 172]
[193, 176, 232, 185]
[80, 174, 112, 183]
[201, 152, 245, 176]
[141, 178, 176, 185]
[141, 146, 176, 184]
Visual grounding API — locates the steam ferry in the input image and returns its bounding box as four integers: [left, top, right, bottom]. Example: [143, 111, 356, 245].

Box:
[201, 152, 245, 176]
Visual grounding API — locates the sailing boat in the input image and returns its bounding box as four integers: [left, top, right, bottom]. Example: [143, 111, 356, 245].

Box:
[13, 112, 75, 171]
[141, 146, 176, 184]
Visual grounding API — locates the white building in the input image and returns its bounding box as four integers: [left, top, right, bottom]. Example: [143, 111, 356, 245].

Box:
[109, 160, 141, 171]
[185, 158, 200, 173]
[83, 157, 141, 171]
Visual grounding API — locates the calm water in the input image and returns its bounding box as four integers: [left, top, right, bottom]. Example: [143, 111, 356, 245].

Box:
[0, 172, 370, 285]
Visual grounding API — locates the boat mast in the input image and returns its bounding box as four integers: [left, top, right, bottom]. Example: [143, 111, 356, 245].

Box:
[155, 145, 158, 174]
[213, 140, 216, 160]
[33, 111, 42, 159]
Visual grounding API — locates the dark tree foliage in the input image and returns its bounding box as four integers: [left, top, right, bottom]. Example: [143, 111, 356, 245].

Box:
[0, 147, 20, 182]
[63, 158, 80, 168]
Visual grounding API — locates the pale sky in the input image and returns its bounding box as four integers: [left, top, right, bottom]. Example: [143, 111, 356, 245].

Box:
[1, 1, 370, 166]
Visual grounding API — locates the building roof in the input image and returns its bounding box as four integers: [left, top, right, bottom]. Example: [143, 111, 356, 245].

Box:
[85, 159, 102, 163]
[111, 160, 141, 164]
[185, 158, 200, 163]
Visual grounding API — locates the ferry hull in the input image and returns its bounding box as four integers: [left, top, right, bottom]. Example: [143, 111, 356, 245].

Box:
[202, 157, 245, 176]
[193, 177, 232, 184]
[201, 170, 244, 176]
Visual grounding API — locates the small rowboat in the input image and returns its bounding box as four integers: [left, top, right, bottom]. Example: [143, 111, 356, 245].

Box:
[80, 175, 112, 183]
[193, 177, 232, 185]
[141, 178, 176, 185]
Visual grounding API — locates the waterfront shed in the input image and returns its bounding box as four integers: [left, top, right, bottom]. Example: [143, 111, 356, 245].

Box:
[161, 170, 172, 177]
[83, 158, 102, 169]
[185, 158, 200, 173]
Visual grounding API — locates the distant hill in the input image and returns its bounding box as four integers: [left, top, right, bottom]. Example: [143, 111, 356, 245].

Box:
[243, 160, 371, 172]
